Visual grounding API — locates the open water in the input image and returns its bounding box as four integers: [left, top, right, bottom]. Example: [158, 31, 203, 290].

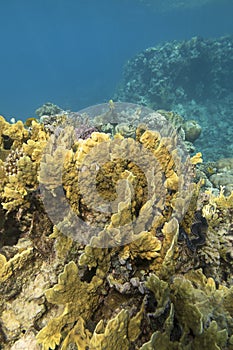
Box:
[1, 0, 233, 120]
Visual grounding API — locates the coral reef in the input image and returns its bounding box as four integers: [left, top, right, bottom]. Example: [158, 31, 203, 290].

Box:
[115, 35, 233, 161]
[0, 105, 233, 349]
[116, 36, 233, 110]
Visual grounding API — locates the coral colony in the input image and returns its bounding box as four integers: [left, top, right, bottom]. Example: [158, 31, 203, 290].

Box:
[0, 99, 233, 350]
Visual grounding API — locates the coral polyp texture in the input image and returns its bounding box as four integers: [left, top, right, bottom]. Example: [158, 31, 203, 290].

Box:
[0, 104, 233, 350]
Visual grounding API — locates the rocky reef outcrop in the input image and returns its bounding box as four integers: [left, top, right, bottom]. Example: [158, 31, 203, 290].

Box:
[115, 36, 233, 161]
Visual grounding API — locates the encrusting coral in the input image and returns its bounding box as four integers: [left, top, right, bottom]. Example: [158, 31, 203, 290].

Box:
[0, 105, 233, 350]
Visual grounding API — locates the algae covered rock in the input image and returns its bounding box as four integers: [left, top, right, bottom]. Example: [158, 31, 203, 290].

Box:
[209, 158, 233, 195]
[183, 119, 202, 142]
[35, 102, 63, 118]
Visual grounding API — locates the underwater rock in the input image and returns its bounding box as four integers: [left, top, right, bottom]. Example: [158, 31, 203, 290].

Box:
[115, 36, 233, 161]
[35, 102, 63, 118]
[197, 158, 233, 196]
[210, 158, 233, 194]
[183, 119, 202, 142]
[115, 35, 233, 110]
[210, 173, 233, 195]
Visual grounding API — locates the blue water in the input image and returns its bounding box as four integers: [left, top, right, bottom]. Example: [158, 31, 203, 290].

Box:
[1, 0, 233, 120]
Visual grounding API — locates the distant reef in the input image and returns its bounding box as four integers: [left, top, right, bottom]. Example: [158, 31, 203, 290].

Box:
[115, 35, 233, 110]
[115, 35, 233, 161]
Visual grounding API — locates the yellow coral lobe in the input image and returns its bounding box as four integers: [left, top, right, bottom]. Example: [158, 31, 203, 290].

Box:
[36, 323, 61, 350]
[0, 254, 7, 271]
[164, 171, 179, 191]
[140, 129, 161, 151]
[191, 152, 203, 164]
[128, 231, 161, 260]
[90, 310, 130, 350]
[61, 317, 91, 350]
